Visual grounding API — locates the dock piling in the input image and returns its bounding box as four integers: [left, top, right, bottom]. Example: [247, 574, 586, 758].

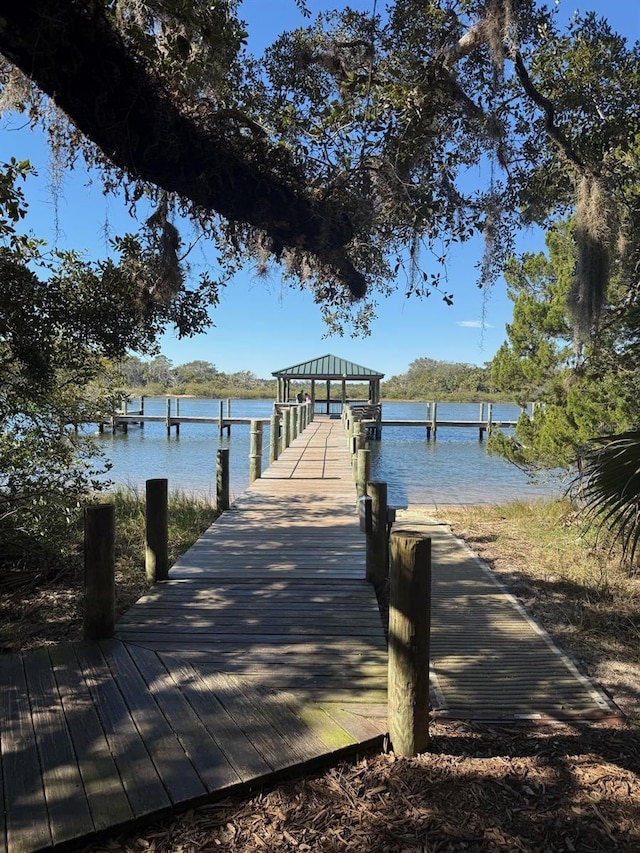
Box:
[388, 530, 431, 757]
[145, 478, 169, 583]
[249, 419, 263, 482]
[216, 447, 230, 511]
[83, 504, 116, 640]
[269, 410, 280, 464]
[366, 481, 388, 587]
[356, 447, 370, 500]
[282, 406, 291, 451]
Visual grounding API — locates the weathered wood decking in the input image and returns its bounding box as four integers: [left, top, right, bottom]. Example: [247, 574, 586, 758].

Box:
[0, 418, 387, 853]
[0, 417, 624, 853]
[394, 510, 623, 724]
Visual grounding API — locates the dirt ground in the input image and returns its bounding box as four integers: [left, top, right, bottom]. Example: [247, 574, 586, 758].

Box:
[82, 719, 640, 853]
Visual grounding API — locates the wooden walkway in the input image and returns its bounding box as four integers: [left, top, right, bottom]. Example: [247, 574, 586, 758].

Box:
[395, 511, 623, 724]
[0, 418, 387, 853]
[0, 419, 624, 853]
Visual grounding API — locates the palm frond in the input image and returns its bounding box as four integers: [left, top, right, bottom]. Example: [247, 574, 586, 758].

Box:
[571, 430, 640, 564]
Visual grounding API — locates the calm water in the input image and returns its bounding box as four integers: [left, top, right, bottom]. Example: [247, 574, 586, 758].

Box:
[92, 398, 563, 506]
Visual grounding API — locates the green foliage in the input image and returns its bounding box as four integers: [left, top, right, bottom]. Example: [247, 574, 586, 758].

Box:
[0, 160, 224, 575]
[0, 412, 105, 579]
[119, 353, 493, 401]
[119, 355, 278, 397]
[382, 357, 490, 400]
[571, 432, 640, 567]
[489, 219, 637, 472]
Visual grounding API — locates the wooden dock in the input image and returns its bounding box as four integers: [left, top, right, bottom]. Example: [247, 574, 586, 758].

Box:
[0, 418, 387, 853]
[349, 401, 519, 440]
[395, 510, 623, 724]
[0, 416, 624, 852]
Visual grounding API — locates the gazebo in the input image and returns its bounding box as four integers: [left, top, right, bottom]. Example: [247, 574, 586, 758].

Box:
[272, 354, 384, 415]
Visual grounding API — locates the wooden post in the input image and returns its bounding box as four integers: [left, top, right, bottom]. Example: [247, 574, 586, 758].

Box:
[166, 397, 172, 436]
[431, 402, 437, 440]
[388, 531, 431, 756]
[216, 447, 230, 511]
[479, 401, 485, 441]
[145, 478, 169, 583]
[282, 406, 291, 451]
[269, 410, 280, 464]
[83, 504, 115, 640]
[219, 400, 224, 436]
[249, 419, 262, 482]
[352, 421, 364, 476]
[366, 481, 388, 587]
[487, 402, 494, 434]
[140, 394, 145, 428]
[345, 406, 354, 447]
[356, 447, 370, 500]
[175, 397, 180, 436]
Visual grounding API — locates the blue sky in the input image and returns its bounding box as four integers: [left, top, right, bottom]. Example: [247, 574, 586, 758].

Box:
[1, 0, 638, 380]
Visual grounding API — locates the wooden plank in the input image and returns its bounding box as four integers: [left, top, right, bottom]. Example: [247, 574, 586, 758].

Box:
[74, 641, 172, 818]
[125, 644, 243, 793]
[99, 639, 208, 805]
[115, 619, 384, 636]
[0, 653, 52, 853]
[114, 632, 387, 649]
[168, 570, 365, 581]
[159, 655, 273, 781]
[49, 645, 134, 831]
[296, 705, 358, 751]
[320, 703, 387, 742]
[118, 599, 381, 613]
[119, 608, 380, 628]
[230, 672, 387, 698]
[197, 670, 309, 772]
[138, 580, 375, 594]
[22, 649, 95, 846]
[145, 648, 388, 670]
[237, 686, 330, 763]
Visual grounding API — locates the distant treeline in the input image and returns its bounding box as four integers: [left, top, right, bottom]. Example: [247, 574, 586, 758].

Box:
[120, 355, 499, 401]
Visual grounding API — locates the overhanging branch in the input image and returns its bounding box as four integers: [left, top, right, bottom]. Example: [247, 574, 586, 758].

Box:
[0, 0, 366, 296]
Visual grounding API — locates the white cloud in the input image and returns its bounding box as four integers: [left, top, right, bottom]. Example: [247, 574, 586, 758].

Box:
[457, 320, 493, 329]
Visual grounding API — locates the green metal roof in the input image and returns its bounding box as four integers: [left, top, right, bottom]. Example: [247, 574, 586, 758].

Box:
[272, 354, 384, 380]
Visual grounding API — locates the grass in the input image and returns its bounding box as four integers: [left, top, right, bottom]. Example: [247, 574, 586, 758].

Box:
[0, 487, 218, 652]
[109, 487, 219, 617]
